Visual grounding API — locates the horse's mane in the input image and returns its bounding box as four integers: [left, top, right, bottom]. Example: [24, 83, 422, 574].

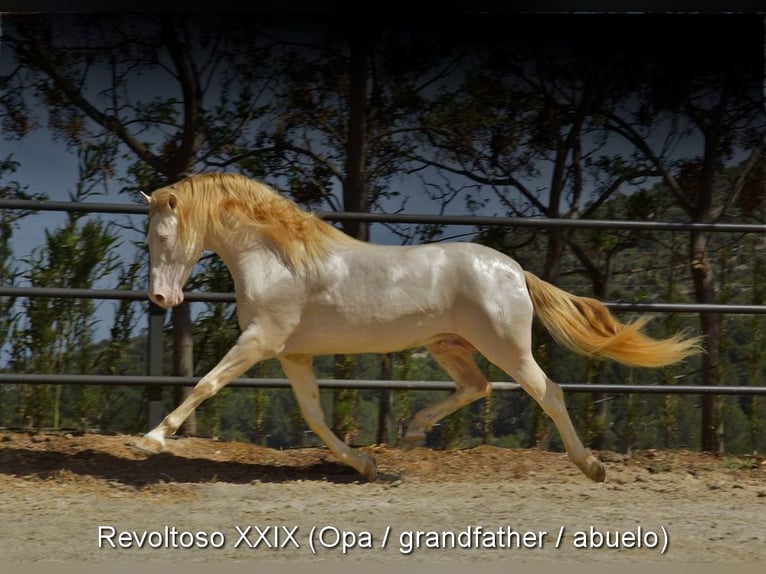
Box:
[150, 173, 355, 271]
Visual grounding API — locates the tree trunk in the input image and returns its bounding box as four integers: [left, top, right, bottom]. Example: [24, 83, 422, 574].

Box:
[748, 243, 765, 453]
[377, 353, 394, 445]
[341, 30, 370, 243]
[172, 301, 196, 436]
[587, 258, 613, 450]
[527, 224, 570, 449]
[690, 230, 721, 453]
[332, 354, 357, 444]
[333, 30, 371, 443]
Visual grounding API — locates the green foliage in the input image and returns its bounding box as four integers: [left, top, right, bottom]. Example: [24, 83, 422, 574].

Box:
[723, 455, 759, 471]
[1, 152, 141, 430]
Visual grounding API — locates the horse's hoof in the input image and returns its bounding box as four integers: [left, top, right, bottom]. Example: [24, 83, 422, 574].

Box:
[133, 431, 166, 455]
[360, 454, 377, 482]
[571, 450, 606, 483]
[401, 433, 425, 451]
[584, 453, 606, 483]
[589, 461, 606, 483]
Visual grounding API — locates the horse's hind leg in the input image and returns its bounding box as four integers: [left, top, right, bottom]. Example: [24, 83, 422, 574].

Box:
[486, 348, 606, 483]
[279, 354, 377, 481]
[521, 357, 605, 482]
[403, 337, 490, 448]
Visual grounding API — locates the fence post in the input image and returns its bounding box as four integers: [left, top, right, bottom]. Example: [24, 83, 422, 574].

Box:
[147, 301, 166, 429]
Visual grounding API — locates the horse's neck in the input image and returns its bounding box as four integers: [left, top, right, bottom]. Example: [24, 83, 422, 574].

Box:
[207, 231, 258, 268]
[204, 223, 360, 294]
[206, 232, 292, 289]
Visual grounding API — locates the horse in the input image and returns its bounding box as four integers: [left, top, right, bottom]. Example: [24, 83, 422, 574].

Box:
[136, 172, 699, 483]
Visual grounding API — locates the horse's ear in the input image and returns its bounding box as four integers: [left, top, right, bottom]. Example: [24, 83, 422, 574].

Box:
[168, 193, 178, 210]
[140, 191, 152, 204]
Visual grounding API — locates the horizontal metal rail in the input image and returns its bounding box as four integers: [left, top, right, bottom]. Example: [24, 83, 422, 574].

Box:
[604, 302, 766, 315]
[1, 198, 765, 233]
[0, 373, 763, 395]
[2, 285, 766, 315]
[1, 286, 765, 314]
[0, 286, 236, 303]
[322, 212, 766, 234]
[0, 199, 148, 215]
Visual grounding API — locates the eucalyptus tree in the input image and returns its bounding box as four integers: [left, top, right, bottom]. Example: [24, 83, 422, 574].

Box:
[214, 18, 464, 234]
[9, 148, 120, 429]
[1, 12, 275, 433]
[0, 157, 46, 426]
[413, 17, 656, 278]
[0, 157, 44, 354]
[603, 15, 765, 452]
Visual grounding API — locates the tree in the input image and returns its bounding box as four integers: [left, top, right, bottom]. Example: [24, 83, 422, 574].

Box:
[0, 157, 47, 426]
[1, 12, 275, 433]
[605, 18, 766, 451]
[9, 149, 119, 428]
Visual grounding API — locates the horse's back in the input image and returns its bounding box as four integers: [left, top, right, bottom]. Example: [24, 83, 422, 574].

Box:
[279, 240, 532, 355]
[332, 240, 528, 308]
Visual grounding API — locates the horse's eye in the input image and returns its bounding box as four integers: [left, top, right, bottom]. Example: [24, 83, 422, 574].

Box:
[158, 234, 169, 244]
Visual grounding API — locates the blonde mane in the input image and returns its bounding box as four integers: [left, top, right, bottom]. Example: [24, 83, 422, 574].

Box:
[150, 173, 355, 270]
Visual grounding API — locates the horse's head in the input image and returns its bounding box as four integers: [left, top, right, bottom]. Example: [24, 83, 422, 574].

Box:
[142, 189, 202, 308]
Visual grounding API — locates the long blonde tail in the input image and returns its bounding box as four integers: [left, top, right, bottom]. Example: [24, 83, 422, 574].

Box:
[523, 271, 700, 368]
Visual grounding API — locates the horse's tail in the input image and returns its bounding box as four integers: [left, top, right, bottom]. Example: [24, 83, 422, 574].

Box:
[523, 271, 700, 368]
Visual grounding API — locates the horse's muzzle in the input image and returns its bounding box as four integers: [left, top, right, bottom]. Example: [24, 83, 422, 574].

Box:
[149, 289, 183, 308]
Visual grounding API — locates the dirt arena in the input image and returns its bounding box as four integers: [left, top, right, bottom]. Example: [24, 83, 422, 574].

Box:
[1, 431, 764, 565]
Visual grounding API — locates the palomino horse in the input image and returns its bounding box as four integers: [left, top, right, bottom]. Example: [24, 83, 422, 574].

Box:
[136, 172, 698, 483]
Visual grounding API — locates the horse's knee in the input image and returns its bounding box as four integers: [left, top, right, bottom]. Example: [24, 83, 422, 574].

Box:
[193, 379, 224, 402]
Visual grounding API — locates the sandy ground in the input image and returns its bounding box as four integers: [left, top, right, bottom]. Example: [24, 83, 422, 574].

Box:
[1, 431, 764, 565]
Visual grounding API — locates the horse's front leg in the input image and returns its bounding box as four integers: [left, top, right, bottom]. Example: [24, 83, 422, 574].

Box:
[279, 354, 377, 481]
[135, 327, 272, 454]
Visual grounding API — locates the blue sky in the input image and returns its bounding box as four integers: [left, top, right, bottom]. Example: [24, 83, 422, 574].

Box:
[4, 129, 145, 269]
[2, 130, 149, 348]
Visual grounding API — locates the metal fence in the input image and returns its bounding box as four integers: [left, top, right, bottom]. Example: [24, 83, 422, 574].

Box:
[1, 197, 766, 430]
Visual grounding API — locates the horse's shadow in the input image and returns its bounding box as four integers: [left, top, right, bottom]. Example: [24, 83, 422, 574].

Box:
[0, 444, 397, 487]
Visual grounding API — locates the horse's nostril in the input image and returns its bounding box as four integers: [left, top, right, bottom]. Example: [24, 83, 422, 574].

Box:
[152, 293, 166, 305]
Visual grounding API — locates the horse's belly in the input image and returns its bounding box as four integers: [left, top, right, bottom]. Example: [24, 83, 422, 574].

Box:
[280, 310, 450, 355]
